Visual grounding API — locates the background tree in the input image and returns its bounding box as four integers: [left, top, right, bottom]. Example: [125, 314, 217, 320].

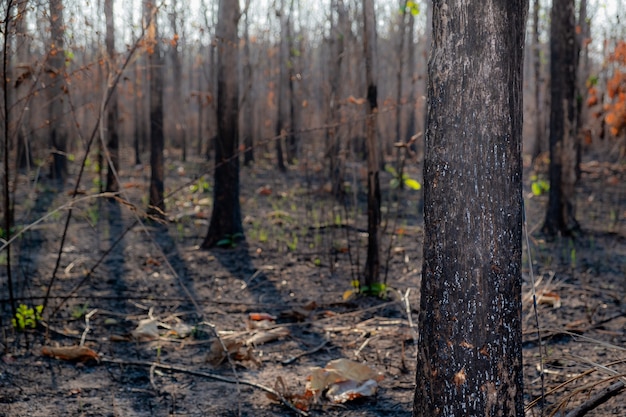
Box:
[362, 0, 381, 291]
[48, 0, 67, 182]
[104, 0, 120, 193]
[414, 1, 527, 415]
[530, 0, 544, 161]
[202, 0, 243, 248]
[326, 0, 347, 197]
[542, 0, 579, 237]
[242, 0, 254, 166]
[145, 1, 165, 215]
[274, 0, 290, 172]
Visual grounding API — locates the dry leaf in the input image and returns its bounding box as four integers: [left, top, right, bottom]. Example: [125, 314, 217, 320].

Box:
[131, 318, 160, 341]
[326, 379, 379, 403]
[206, 338, 243, 366]
[538, 291, 561, 308]
[306, 358, 383, 403]
[245, 326, 290, 346]
[256, 185, 272, 196]
[248, 312, 276, 322]
[42, 345, 99, 362]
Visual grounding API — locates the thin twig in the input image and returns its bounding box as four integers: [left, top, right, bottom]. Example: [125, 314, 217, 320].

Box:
[100, 358, 308, 416]
[563, 380, 625, 417]
[281, 339, 330, 365]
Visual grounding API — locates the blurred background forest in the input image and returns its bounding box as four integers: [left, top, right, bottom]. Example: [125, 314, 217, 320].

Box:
[1, 0, 623, 179]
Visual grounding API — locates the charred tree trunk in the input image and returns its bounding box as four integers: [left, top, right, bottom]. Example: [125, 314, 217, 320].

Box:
[542, 0, 580, 237]
[286, 0, 298, 165]
[48, 0, 67, 182]
[145, 1, 165, 216]
[530, 0, 543, 161]
[169, 0, 186, 162]
[405, 5, 417, 143]
[326, 0, 347, 197]
[414, 1, 527, 415]
[275, 0, 289, 172]
[575, 0, 589, 181]
[14, 0, 32, 170]
[133, 58, 143, 166]
[395, 1, 408, 187]
[242, 0, 255, 166]
[362, 0, 381, 290]
[202, 0, 243, 248]
[104, 0, 120, 193]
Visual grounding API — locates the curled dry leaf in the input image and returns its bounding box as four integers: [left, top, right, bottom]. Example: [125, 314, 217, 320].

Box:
[306, 358, 383, 403]
[131, 318, 160, 341]
[248, 312, 277, 322]
[538, 291, 562, 308]
[42, 345, 99, 363]
[245, 326, 290, 346]
[206, 337, 260, 366]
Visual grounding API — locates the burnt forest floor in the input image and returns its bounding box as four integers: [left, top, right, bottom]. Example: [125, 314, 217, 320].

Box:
[1, 149, 625, 417]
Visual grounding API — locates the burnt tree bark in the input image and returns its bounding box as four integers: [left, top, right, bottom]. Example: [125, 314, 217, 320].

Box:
[274, 0, 290, 172]
[326, 0, 347, 197]
[542, 0, 580, 237]
[48, 0, 67, 182]
[242, 0, 254, 166]
[530, 0, 543, 161]
[202, 0, 244, 248]
[145, 1, 165, 215]
[362, 0, 381, 290]
[414, 1, 527, 416]
[104, 0, 119, 193]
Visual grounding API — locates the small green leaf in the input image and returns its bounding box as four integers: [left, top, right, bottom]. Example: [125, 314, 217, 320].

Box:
[384, 164, 398, 177]
[404, 178, 421, 190]
[531, 182, 542, 196]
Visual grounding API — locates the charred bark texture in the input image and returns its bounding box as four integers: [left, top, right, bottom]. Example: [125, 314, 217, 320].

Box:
[542, 0, 580, 237]
[48, 0, 67, 182]
[202, 0, 243, 248]
[362, 0, 381, 288]
[146, 2, 165, 215]
[104, 0, 119, 193]
[414, 1, 527, 416]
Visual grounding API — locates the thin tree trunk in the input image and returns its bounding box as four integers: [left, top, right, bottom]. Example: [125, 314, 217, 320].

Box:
[145, 1, 165, 215]
[286, 0, 298, 164]
[414, 1, 527, 415]
[362, 0, 381, 289]
[531, 0, 543, 161]
[575, 0, 589, 181]
[326, 0, 346, 197]
[48, 0, 67, 182]
[104, 0, 120, 193]
[14, 0, 32, 170]
[242, 0, 254, 166]
[202, 0, 243, 248]
[275, 0, 288, 172]
[542, 0, 580, 236]
[169, 0, 186, 162]
[395, 1, 407, 188]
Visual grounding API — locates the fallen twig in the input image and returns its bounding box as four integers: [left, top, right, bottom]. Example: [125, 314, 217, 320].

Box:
[281, 339, 330, 365]
[100, 358, 308, 416]
[564, 380, 625, 417]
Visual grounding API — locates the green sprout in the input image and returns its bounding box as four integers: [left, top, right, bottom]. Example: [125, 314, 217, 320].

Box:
[12, 304, 43, 331]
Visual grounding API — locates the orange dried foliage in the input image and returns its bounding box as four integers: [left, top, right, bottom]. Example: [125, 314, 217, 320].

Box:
[42, 345, 99, 362]
[587, 95, 598, 107]
[603, 41, 626, 137]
